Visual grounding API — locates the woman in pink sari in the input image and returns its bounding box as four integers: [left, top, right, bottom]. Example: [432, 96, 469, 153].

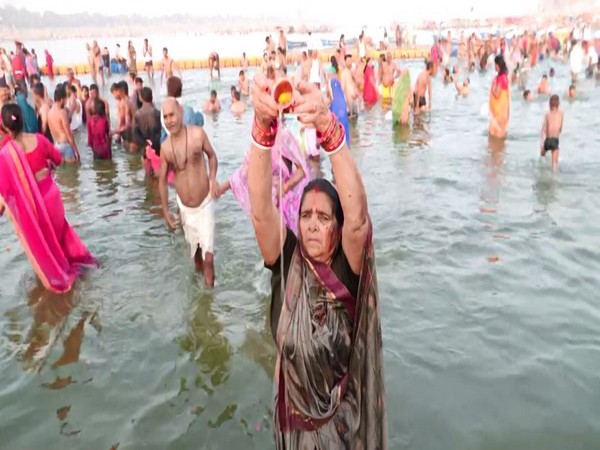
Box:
[217, 127, 309, 236]
[0, 104, 98, 293]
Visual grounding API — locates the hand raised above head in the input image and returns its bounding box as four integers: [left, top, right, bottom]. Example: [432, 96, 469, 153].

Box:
[251, 72, 278, 129]
[292, 81, 331, 133]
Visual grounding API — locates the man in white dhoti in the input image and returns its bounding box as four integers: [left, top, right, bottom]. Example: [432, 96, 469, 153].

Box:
[159, 98, 219, 286]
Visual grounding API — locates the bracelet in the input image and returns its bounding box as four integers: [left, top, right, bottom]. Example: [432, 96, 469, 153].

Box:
[251, 136, 272, 150]
[251, 115, 277, 149]
[319, 122, 345, 154]
[316, 113, 337, 144]
[325, 136, 345, 156]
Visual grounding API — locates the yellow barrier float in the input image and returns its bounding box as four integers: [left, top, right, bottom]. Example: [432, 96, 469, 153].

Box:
[40, 47, 431, 77]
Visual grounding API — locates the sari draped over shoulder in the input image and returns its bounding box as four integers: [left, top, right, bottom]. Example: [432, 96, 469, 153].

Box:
[229, 128, 309, 236]
[489, 73, 510, 139]
[0, 142, 98, 293]
[273, 221, 387, 449]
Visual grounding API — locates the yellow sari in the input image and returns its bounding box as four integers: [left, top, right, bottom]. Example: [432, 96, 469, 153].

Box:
[489, 73, 510, 139]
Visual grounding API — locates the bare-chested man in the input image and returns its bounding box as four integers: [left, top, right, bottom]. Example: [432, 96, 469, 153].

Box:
[203, 90, 221, 113]
[86, 84, 110, 125]
[33, 83, 53, 142]
[230, 90, 246, 115]
[341, 54, 359, 116]
[241, 52, 249, 71]
[238, 70, 249, 96]
[48, 85, 80, 163]
[159, 97, 219, 286]
[160, 47, 180, 86]
[209, 52, 220, 80]
[111, 81, 135, 151]
[92, 40, 104, 86]
[540, 94, 564, 171]
[143, 38, 154, 81]
[66, 68, 82, 96]
[537, 74, 551, 95]
[380, 52, 399, 102]
[414, 60, 433, 113]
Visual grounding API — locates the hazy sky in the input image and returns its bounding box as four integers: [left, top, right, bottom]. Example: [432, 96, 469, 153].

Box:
[5, 1, 536, 22]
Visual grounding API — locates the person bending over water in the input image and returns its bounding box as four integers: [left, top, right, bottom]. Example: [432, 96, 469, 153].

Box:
[48, 85, 80, 163]
[247, 72, 387, 448]
[159, 98, 219, 287]
[0, 104, 98, 293]
[540, 94, 563, 172]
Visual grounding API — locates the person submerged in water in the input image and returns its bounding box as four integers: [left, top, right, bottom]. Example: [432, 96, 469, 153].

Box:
[537, 74, 551, 95]
[523, 89, 534, 101]
[454, 76, 470, 96]
[230, 90, 246, 115]
[203, 90, 221, 113]
[159, 97, 219, 287]
[540, 94, 564, 172]
[414, 60, 433, 113]
[566, 84, 576, 99]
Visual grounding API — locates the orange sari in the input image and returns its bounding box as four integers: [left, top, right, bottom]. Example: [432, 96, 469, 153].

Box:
[489, 73, 510, 139]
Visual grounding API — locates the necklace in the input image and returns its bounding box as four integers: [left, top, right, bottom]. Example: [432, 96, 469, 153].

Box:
[171, 127, 188, 171]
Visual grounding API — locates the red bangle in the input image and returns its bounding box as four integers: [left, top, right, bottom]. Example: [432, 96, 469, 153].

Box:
[321, 123, 345, 153]
[251, 115, 277, 149]
[316, 113, 337, 144]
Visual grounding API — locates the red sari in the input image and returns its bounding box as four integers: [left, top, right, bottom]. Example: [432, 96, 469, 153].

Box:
[0, 137, 98, 292]
[363, 64, 378, 105]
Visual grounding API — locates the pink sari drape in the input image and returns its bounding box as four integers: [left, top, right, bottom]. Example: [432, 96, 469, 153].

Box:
[229, 129, 309, 236]
[0, 142, 98, 293]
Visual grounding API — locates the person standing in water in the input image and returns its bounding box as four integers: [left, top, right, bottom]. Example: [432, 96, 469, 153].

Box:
[208, 52, 221, 80]
[540, 94, 564, 172]
[246, 72, 387, 448]
[489, 55, 511, 139]
[159, 97, 219, 287]
[413, 60, 433, 113]
[160, 48, 181, 88]
[48, 86, 80, 163]
[143, 39, 154, 82]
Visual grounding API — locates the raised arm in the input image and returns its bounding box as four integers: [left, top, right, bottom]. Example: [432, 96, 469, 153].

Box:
[248, 73, 286, 265]
[295, 82, 368, 273]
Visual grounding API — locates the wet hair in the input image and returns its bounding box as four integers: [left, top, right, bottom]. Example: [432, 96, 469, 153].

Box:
[69, 85, 77, 95]
[239, 70, 245, 76]
[494, 55, 508, 75]
[140, 86, 153, 103]
[230, 85, 237, 92]
[550, 94, 559, 109]
[33, 83, 45, 98]
[569, 84, 575, 91]
[542, 74, 548, 79]
[549, 67, 555, 76]
[1, 104, 24, 134]
[344, 54, 353, 61]
[426, 60, 433, 71]
[163, 47, 168, 52]
[167, 76, 183, 97]
[118, 80, 129, 95]
[210, 89, 217, 97]
[523, 89, 531, 99]
[300, 179, 344, 227]
[30, 73, 40, 83]
[110, 82, 119, 93]
[94, 99, 106, 117]
[234, 90, 241, 101]
[135, 77, 143, 84]
[90, 83, 99, 93]
[82, 85, 89, 93]
[330, 56, 339, 74]
[54, 85, 67, 102]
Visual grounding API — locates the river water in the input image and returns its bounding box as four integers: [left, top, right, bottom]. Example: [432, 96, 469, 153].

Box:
[1, 58, 600, 450]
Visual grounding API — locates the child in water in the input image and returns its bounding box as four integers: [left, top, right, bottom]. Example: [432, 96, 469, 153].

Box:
[540, 94, 564, 172]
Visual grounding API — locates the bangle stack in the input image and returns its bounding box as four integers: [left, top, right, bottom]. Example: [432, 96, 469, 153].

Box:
[316, 113, 346, 156]
[251, 115, 278, 150]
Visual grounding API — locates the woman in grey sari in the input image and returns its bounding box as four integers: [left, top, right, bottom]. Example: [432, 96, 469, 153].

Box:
[247, 71, 387, 449]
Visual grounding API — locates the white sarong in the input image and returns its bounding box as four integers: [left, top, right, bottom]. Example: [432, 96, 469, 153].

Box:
[176, 194, 215, 259]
